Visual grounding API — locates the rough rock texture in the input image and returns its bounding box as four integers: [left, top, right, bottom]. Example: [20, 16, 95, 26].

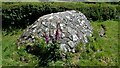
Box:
[17, 10, 93, 53]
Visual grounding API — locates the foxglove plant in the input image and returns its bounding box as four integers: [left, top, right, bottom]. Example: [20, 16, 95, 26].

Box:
[43, 23, 61, 44]
[55, 29, 60, 41]
[55, 23, 60, 41]
[43, 32, 49, 44]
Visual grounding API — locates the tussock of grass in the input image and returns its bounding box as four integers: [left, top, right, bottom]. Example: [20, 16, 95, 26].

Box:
[2, 20, 118, 66]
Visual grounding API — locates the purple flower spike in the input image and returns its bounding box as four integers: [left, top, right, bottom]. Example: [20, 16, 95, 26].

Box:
[45, 35, 49, 44]
[43, 32, 49, 44]
[56, 29, 59, 40]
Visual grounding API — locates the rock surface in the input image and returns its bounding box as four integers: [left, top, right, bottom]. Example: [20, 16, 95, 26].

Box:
[17, 10, 93, 52]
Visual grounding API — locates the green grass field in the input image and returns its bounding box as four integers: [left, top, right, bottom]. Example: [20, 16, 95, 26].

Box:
[2, 20, 118, 66]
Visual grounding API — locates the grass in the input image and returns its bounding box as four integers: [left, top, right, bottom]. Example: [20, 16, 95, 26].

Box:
[76, 20, 118, 66]
[0, 30, 2, 67]
[2, 20, 118, 66]
[2, 30, 39, 66]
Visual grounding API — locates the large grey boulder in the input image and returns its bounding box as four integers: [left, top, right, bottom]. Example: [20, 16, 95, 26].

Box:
[17, 10, 93, 53]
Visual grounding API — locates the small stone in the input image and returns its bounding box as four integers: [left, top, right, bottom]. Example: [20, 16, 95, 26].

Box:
[33, 28, 36, 33]
[77, 19, 81, 23]
[68, 35, 72, 40]
[28, 38, 33, 42]
[99, 26, 105, 37]
[61, 33, 65, 38]
[83, 34, 88, 43]
[66, 16, 70, 20]
[42, 22, 46, 25]
[76, 25, 79, 27]
[72, 34, 79, 41]
[81, 29, 86, 34]
[71, 10, 76, 13]
[67, 11, 73, 15]
[65, 32, 70, 38]
[62, 28, 67, 33]
[51, 23, 56, 28]
[32, 36, 34, 39]
[32, 25, 37, 28]
[67, 27, 72, 33]
[45, 28, 49, 32]
[86, 31, 92, 36]
[78, 32, 84, 40]
[60, 24, 63, 27]
[54, 29, 57, 35]
[68, 41, 74, 48]
[80, 20, 85, 26]
[26, 29, 29, 32]
[65, 45, 71, 52]
[60, 39, 66, 44]
[61, 26, 64, 30]
[60, 44, 67, 53]
[37, 18, 40, 21]
[72, 48, 75, 53]
[48, 16, 53, 20]
[37, 29, 42, 33]
[24, 37, 28, 40]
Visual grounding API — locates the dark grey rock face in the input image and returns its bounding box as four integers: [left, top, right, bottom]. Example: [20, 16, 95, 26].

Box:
[17, 10, 93, 53]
